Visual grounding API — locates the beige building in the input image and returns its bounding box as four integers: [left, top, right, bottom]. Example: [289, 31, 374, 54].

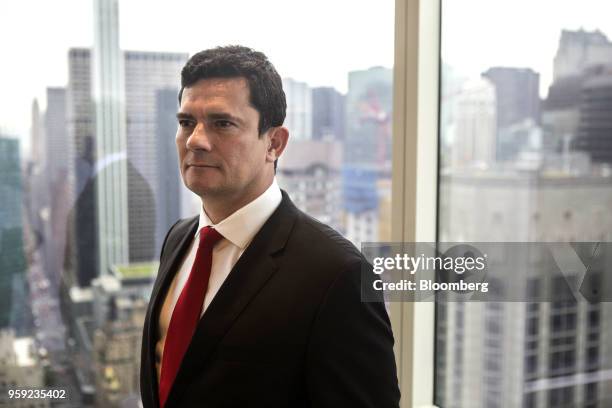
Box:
[0, 330, 49, 407]
[436, 167, 612, 408]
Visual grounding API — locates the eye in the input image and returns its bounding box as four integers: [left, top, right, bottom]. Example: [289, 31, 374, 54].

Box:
[215, 120, 234, 129]
[178, 119, 195, 128]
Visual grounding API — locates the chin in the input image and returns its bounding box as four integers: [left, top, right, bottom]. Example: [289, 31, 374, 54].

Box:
[185, 181, 229, 198]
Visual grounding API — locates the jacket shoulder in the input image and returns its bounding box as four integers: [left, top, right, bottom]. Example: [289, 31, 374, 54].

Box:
[290, 209, 364, 268]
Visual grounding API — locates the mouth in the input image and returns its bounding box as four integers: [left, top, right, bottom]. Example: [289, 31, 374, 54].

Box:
[187, 163, 218, 168]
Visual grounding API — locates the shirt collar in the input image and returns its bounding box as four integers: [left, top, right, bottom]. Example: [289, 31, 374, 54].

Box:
[196, 178, 282, 249]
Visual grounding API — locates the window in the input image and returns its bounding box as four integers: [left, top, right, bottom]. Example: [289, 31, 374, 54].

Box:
[434, 0, 612, 407]
[1, 0, 394, 405]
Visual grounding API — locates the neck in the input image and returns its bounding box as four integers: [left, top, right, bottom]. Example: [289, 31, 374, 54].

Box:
[201, 177, 274, 224]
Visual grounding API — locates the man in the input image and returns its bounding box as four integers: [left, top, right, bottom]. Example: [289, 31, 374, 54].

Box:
[140, 45, 400, 408]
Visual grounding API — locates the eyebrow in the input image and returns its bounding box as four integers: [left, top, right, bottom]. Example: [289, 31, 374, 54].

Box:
[175, 111, 245, 126]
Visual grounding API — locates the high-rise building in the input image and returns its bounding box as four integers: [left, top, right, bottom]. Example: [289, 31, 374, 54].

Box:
[342, 67, 392, 246]
[91, 263, 155, 406]
[0, 136, 27, 332]
[312, 86, 345, 141]
[27, 99, 49, 244]
[554, 29, 612, 81]
[542, 74, 583, 153]
[345, 66, 392, 167]
[342, 165, 389, 247]
[0, 330, 49, 407]
[45, 87, 68, 184]
[436, 169, 612, 408]
[573, 69, 612, 165]
[92, 0, 129, 277]
[282, 78, 312, 140]
[64, 48, 189, 285]
[45, 87, 70, 288]
[482, 67, 541, 129]
[64, 48, 98, 289]
[277, 139, 343, 232]
[481, 67, 541, 161]
[124, 51, 187, 259]
[452, 78, 497, 168]
[155, 88, 185, 253]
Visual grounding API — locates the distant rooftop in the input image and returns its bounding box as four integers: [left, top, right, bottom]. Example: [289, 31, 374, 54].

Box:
[13, 338, 36, 367]
[113, 262, 159, 280]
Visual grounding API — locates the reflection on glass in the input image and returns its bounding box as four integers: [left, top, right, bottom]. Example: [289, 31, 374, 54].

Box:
[0, 0, 393, 406]
[437, 1, 612, 407]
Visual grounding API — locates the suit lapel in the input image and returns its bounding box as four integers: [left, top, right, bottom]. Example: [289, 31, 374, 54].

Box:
[144, 216, 198, 408]
[165, 191, 298, 408]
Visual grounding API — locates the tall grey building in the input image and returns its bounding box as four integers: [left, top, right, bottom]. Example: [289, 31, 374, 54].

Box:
[277, 139, 343, 232]
[436, 169, 612, 408]
[45, 87, 68, 184]
[452, 78, 497, 168]
[63, 48, 187, 284]
[282, 78, 312, 140]
[124, 51, 187, 259]
[544, 30, 612, 156]
[481, 67, 541, 162]
[44, 87, 70, 288]
[343, 67, 392, 246]
[312, 86, 345, 141]
[573, 69, 612, 165]
[345, 66, 392, 166]
[64, 48, 97, 288]
[0, 136, 27, 331]
[542, 65, 612, 165]
[542, 74, 583, 153]
[92, 0, 129, 276]
[481, 67, 541, 129]
[554, 29, 612, 81]
[27, 99, 49, 252]
[155, 88, 183, 255]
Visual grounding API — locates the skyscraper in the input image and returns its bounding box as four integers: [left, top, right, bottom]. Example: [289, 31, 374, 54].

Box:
[155, 88, 184, 255]
[0, 136, 27, 331]
[65, 48, 98, 288]
[573, 69, 612, 165]
[312, 86, 345, 141]
[342, 67, 392, 246]
[482, 67, 541, 161]
[345, 66, 392, 167]
[92, 0, 129, 276]
[282, 78, 312, 140]
[452, 78, 497, 168]
[276, 139, 343, 232]
[124, 51, 187, 259]
[45, 87, 68, 185]
[554, 29, 612, 81]
[482, 67, 541, 129]
[45, 87, 69, 287]
[436, 169, 612, 408]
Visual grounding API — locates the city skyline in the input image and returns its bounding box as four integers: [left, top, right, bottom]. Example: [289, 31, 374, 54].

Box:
[0, 0, 395, 141]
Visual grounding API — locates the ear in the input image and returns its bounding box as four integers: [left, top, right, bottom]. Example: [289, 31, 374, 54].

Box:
[265, 126, 289, 164]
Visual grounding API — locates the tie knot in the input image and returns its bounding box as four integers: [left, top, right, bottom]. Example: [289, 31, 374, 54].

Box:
[199, 226, 224, 248]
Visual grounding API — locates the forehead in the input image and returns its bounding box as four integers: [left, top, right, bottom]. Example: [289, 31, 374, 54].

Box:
[180, 77, 252, 113]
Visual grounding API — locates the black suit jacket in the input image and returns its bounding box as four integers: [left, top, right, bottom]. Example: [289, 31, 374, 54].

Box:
[140, 191, 400, 407]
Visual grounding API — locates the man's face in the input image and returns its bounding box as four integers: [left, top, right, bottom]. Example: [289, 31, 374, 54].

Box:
[176, 77, 271, 203]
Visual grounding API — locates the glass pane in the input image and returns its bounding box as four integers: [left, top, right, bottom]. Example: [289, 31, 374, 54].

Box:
[0, 0, 394, 405]
[437, 1, 612, 407]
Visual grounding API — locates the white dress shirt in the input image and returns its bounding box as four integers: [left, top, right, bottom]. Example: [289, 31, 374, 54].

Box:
[155, 179, 282, 381]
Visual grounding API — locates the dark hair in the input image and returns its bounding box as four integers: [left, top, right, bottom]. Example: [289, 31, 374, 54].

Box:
[179, 45, 286, 136]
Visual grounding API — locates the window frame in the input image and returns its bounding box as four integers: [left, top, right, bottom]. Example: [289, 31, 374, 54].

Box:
[391, 0, 441, 407]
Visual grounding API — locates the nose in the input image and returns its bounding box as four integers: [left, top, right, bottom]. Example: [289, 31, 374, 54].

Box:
[186, 123, 212, 151]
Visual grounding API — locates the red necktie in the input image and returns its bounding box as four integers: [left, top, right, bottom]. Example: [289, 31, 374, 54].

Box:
[158, 226, 223, 408]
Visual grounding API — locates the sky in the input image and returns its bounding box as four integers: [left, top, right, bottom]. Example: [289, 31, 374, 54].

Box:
[1, 0, 612, 149]
[0, 0, 394, 141]
[442, 0, 612, 95]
